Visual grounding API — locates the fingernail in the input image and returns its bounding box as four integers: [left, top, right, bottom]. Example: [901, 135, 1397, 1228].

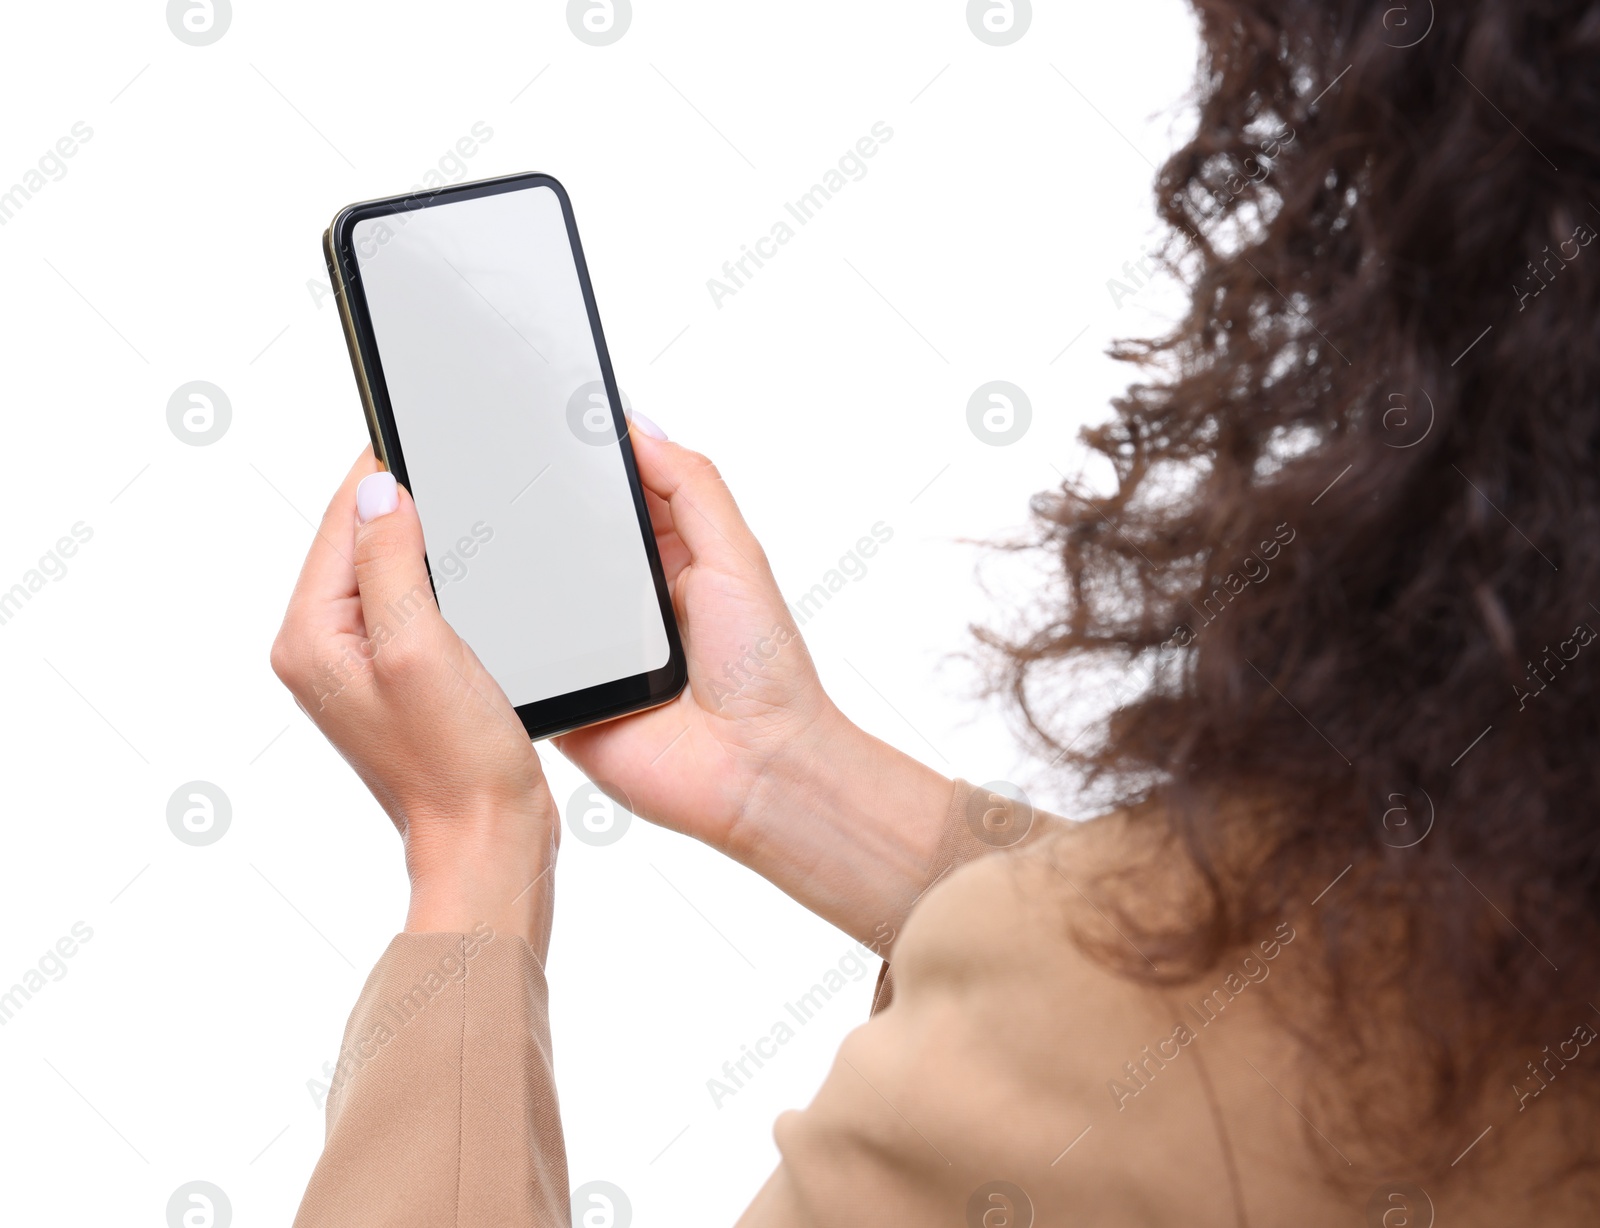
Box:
[356, 471, 398, 523]
[625, 410, 667, 441]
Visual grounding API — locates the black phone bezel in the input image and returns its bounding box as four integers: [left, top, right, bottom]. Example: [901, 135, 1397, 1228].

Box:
[326, 171, 686, 742]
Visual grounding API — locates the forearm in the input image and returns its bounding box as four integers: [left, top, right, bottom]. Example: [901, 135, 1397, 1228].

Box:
[736, 707, 956, 955]
[402, 796, 559, 962]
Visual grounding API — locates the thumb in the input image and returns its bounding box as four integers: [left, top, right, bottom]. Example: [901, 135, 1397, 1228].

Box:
[352, 471, 439, 639]
[628, 429, 766, 576]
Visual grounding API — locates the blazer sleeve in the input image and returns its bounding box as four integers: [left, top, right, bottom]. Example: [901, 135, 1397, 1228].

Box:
[292, 929, 568, 1228]
[292, 780, 1056, 1227]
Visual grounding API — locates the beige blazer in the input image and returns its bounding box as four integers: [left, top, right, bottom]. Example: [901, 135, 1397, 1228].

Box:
[291, 781, 1587, 1225]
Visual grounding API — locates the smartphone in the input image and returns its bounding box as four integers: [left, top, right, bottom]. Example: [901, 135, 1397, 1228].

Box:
[323, 172, 686, 740]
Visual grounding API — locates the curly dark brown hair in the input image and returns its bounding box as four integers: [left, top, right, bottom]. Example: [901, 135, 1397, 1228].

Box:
[991, 0, 1600, 1179]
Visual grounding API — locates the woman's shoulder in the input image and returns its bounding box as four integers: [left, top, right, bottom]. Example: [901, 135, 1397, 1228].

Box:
[883, 807, 1244, 1122]
[877, 803, 1600, 1226]
[875, 804, 1376, 1224]
[826, 808, 1307, 1226]
[889, 805, 1176, 999]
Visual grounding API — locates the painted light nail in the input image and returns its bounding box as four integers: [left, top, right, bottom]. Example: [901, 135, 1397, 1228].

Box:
[625, 410, 667, 441]
[356, 471, 398, 523]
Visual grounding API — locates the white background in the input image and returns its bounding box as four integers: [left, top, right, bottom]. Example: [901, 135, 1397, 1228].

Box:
[0, 2, 1196, 1223]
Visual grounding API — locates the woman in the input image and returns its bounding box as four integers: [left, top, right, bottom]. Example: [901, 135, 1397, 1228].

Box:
[273, 1, 1600, 1222]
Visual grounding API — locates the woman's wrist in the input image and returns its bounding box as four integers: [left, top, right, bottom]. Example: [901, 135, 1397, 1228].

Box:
[737, 703, 954, 956]
[402, 796, 560, 960]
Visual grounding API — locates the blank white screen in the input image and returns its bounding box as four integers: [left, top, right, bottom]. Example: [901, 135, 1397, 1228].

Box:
[352, 184, 669, 708]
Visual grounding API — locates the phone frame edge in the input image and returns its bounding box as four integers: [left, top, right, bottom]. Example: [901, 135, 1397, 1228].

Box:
[321, 175, 689, 743]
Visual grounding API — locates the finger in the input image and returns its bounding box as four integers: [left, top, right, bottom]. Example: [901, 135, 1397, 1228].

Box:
[642, 487, 692, 583]
[629, 431, 766, 576]
[644, 486, 674, 538]
[284, 447, 378, 629]
[552, 695, 687, 785]
[351, 472, 441, 640]
[629, 414, 679, 542]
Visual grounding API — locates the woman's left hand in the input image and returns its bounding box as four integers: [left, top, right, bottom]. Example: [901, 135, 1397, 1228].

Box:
[270, 448, 559, 954]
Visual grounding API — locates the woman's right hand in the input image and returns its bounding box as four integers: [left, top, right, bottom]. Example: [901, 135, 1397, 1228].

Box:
[555, 417, 954, 953]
